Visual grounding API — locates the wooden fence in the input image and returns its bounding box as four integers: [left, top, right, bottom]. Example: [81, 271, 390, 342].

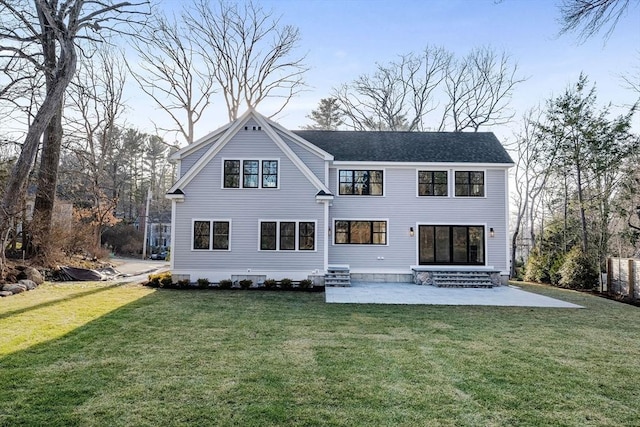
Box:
[607, 258, 639, 300]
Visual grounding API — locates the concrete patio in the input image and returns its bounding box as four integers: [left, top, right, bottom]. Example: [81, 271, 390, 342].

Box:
[325, 282, 582, 308]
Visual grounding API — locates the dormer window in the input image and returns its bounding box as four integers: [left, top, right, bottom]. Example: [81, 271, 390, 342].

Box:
[223, 159, 279, 189]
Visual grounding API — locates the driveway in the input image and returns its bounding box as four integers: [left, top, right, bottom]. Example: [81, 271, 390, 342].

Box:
[326, 282, 582, 308]
[109, 257, 169, 279]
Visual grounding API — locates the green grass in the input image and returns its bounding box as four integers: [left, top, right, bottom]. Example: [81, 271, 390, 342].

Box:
[1, 282, 639, 426]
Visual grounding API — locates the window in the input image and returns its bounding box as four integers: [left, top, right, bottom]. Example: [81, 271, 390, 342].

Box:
[279, 222, 296, 250]
[339, 170, 383, 195]
[418, 171, 448, 196]
[243, 160, 259, 188]
[262, 160, 278, 188]
[212, 222, 230, 250]
[260, 221, 316, 251]
[223, 160, 240, 188]
[455, 171, 484, 197]
[299, 222, 315, 250]
[223, 159, 278, 189]
[193, 220, 230, 250]
[334, 220, 387, 245]
[261, 222, 277, 250]
[418, 225, 484, 265]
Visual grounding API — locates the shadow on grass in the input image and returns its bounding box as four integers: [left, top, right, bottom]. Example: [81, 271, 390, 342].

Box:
[0, 281, 131, 321]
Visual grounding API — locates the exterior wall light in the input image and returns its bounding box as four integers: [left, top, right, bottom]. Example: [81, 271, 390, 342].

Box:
[409, 227, 415, 237]
[489, 227, 495, 238]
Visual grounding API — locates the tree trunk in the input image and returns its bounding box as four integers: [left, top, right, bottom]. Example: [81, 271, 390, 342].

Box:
[0, 39, 77, 253]
[32, 104, 63, 256]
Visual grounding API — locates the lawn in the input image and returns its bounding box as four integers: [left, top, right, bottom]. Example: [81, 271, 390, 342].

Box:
[1, 282, 639, 426]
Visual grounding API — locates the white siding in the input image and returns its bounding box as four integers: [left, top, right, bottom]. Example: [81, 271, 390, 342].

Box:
[327, 167, 509, 273]
[278, 132, 326, 182]
[180, 144, 213, 179]
[173, 125, 325, 280]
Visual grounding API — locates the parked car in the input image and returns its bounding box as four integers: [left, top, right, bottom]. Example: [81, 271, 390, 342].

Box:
[150, 251, 167, 260]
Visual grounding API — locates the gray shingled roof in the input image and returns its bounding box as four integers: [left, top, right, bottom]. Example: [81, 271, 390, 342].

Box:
[292, 131, 514, 164]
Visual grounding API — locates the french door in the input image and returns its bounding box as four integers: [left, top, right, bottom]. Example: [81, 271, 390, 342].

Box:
[418, 225, 485, 265]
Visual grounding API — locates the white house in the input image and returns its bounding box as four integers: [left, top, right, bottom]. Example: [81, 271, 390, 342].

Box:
[166, 109, 514, 286]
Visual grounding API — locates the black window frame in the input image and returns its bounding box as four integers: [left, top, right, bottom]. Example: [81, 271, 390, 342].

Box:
[418, 170, 448, 196]
[338, 170, 384, 196]
[223, 159, 278, 189]
[455, 171, 485, 197]
[334, 220, 387, 245]
[279, 221, 296, 251]
[193, 220, 230, 250]
[212, 221, 230, 250]
[262, 160, 278, 188]
[418, 225, 485, 265]
[243, 160, 259, 188]
[193, 220, 211, 250]
[299, 222, 315, 251]
[259, 221, 316, 251]
[223, 160, 240, 188]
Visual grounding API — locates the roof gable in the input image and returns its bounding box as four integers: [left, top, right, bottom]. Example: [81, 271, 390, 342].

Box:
[168, 110, 331, 195]
[293, 131, 514, 164]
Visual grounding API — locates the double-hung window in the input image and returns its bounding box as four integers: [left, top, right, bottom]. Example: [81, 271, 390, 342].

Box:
[339, 170, 383, 195]
[223, 159, 278, 189]
[455, 171, 484, 197]
[334, 220, 387, 245]
[260, 221, 315, 251]
[418, 171, 448, 196]
[193, 220, 230, 250]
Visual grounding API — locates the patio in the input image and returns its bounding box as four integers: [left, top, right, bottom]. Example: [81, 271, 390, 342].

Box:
[325, 282, 582, 307]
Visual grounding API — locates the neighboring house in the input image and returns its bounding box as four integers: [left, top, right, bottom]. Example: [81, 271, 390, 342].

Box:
[167, 109, 514, 285]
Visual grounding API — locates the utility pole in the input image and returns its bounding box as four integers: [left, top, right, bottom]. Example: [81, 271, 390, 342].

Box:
[142, 188, 152, 259]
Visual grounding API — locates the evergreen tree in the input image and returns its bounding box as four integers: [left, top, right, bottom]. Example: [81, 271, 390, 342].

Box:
[304, 98, 344, 130]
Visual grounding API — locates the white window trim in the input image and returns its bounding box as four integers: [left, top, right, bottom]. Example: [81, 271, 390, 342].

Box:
[257, 219, 318, 252]
[415, 169, 450, 198]
[191, 218, 232, 251]
[221, 158, 281, 190]
[332, 218, 390, 246]
[452, 169, 487, 198]
[336, 168, 386, 197]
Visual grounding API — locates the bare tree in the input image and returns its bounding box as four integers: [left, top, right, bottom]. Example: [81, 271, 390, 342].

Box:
[66, 47, 127, 249]
[509, 108, 558, 277]
[185, 0, 308, 121]
[559, 0, 638, 41]
[334, 47, 451, 131]
[439, 47, 525, 132]
[0, 0, 147, 268]
[129, 13, 216, 145]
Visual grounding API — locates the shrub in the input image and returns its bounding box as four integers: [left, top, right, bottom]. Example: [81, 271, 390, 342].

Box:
[177, 279, 190, 288]
[239, 279, 253, 289]
[299, 279, 312, 289]
[160, 274, 174, 288]
[558, 246, 598, 290]
[280, 278, 293, 289]
[197, 278, 210, 289]
[148, 271, 173, 288]
[218, 279, 233, 289]
[263, 279, 276, 289]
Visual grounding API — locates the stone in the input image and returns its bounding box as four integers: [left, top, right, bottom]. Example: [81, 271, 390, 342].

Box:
[0, 291, 13, 297]
[2, 283, 27, 294]
[17, 267, 44, 285]
[19, 279, 38, 290]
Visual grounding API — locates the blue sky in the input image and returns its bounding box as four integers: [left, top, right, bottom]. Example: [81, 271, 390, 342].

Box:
[135, 0, 640, 143]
